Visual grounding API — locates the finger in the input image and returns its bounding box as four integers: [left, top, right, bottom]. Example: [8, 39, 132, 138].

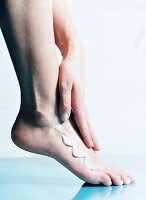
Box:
[86, 110, 101, 151]
[72, 97, 93, 148]
[59, 82, 72, 122]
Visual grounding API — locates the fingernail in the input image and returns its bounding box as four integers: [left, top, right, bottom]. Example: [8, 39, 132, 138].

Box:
[94, 145, 101, 151]
[89, 142, 94, 149]
[61, 113, 69, 121]
[91, 142, 94, 147]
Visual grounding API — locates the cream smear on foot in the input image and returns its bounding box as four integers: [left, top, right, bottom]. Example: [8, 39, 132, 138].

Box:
[54, 124, 102, 170]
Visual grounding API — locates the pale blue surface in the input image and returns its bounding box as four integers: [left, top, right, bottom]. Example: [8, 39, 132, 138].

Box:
[0, 155, 145, 200]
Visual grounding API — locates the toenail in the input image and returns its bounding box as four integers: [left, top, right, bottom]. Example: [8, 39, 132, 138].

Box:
[126, 178, 131, 184]
[108, 180, 112, 186]
[118, 180, 123, 185]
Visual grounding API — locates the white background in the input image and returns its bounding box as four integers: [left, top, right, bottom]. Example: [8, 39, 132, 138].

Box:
[0, 0, 146, 157]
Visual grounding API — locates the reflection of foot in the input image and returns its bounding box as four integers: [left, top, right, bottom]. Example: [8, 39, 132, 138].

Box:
[72, 182, 135, 200]
[11, 109, 134, 186]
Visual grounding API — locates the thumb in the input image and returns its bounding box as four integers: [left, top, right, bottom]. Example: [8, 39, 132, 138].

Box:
[59, 84, 72, 122]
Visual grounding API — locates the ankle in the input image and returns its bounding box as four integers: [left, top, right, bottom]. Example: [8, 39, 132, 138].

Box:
[18, 106, 60, 128]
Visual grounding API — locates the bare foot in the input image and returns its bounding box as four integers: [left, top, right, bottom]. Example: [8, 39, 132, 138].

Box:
[11, 109, 134, 186]
[2, 0, 134, 187]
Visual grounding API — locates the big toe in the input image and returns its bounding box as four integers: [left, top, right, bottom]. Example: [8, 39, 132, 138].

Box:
[95, 172, 112, 186]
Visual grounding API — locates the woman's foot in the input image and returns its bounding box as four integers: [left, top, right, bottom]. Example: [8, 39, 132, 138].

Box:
[2, 0, 134, 186]
[11, 109, 134, 186]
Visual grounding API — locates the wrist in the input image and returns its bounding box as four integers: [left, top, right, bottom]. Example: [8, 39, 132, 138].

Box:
[56, 35, 84, 58]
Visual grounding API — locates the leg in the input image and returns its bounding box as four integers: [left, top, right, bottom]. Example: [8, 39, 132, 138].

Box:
[1, 0, 134, 185]
[1, 0, 59, 125]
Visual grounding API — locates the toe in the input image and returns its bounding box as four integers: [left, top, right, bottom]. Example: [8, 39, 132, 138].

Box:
[120, 174, 131, 185]
[121, 171, 135, 183]
[97, 173, 112, 186]
[106, 171, 123, 185]
[127, 175, 135, 183]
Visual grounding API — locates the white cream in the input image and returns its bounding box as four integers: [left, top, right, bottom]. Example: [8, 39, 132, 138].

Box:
[54, 124, 102, 170]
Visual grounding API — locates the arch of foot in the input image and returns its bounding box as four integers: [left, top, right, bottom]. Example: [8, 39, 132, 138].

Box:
[54, 124, 102, 170]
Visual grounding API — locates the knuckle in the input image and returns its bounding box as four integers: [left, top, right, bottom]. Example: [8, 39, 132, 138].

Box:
[60, 81, 72, 92]
[60, 82, 68, 91]
[62, 103, 70, 110]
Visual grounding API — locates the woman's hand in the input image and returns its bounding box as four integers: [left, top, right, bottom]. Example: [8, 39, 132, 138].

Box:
[52, 0, 100, 150]
[59, 44, 100, 150]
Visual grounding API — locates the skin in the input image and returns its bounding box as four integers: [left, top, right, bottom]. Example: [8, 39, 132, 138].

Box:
[0, 0, 134, 186]
[52, 0, 100, 150]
